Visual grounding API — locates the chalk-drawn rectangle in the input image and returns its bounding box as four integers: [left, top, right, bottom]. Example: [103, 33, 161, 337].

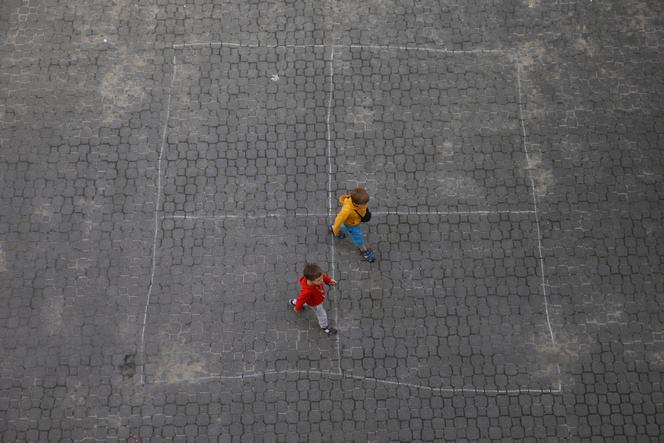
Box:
[334, 213, 559, 390]
[162, 46, 330, 217]
[142, 216, 339, 382]
[332, 47, 532, 212]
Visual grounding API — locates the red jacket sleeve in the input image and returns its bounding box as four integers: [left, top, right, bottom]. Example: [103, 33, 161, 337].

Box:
[294, 289, 308, 312]
[323, 274, 332, 285]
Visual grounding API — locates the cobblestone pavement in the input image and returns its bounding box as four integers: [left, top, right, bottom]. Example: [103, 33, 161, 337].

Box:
[1, 0, 663, 441]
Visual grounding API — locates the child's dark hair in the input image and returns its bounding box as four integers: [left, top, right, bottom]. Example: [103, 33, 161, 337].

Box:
[350, 187, 370, 205]
[303, 262, 323, 281]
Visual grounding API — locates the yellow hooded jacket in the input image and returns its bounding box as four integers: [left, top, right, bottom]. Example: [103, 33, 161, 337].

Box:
[332, 194, 367, 235]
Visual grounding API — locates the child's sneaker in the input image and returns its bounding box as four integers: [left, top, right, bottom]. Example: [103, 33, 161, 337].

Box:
[289, 299, 306, 310]
[328, 224, 346, 239]
[322, 326, 338, 336]
[361, 248, 376, 263]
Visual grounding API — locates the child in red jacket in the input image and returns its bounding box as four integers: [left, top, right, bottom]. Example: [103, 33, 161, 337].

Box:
[289, 262, 338, 335]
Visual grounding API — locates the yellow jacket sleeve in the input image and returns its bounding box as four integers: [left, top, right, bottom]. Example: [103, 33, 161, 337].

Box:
[332, 207, 351, 235]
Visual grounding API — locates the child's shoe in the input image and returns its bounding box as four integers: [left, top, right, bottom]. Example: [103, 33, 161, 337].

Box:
[322, 325, 338, 336]
[361, 248, 376, 263]
[289, 299, 306, 310]
[328, 224, 346, 239]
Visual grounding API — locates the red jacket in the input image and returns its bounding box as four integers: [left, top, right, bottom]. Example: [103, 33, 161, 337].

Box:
[294, 274, 332, 311]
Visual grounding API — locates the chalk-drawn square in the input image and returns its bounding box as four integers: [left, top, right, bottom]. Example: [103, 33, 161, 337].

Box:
[143, 216, 339, 382]
[332, 47, 532, 212]
[334, 213, 559, 390]
[161, 46, 330, 217]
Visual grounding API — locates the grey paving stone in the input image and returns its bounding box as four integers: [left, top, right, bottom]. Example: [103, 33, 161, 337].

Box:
[2, 0, 664, 441]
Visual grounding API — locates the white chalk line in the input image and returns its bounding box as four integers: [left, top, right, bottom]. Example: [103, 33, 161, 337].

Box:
[137, 55, 177, 385]
[161, 210, 536, 221]
[342, 43, 506, 55]
[375, 210, 535, 216]
[163, 213, 312, 220]
[515, 58, 562, 391]
[149, 369, 562, 395]
[326, 46, 337, 279]
[324, 46, 342, 376]
[173, 41, 323, 49]
[172, 41, 508, 55]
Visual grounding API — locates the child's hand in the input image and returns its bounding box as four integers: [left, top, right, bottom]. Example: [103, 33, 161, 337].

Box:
[329, 279, 337, 286]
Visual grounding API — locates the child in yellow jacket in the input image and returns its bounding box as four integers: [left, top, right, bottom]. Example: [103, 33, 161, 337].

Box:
[329, 187, 376, 262]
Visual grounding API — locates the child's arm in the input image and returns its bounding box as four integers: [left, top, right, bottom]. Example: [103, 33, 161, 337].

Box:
[331, 208, 351, 235]
[323, 274, 337, 286]
[294, 291, 307, 312]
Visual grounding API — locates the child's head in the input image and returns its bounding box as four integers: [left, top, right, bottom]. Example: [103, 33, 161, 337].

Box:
[350, 187, 370, 207]
[303, 262, 323, 284]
